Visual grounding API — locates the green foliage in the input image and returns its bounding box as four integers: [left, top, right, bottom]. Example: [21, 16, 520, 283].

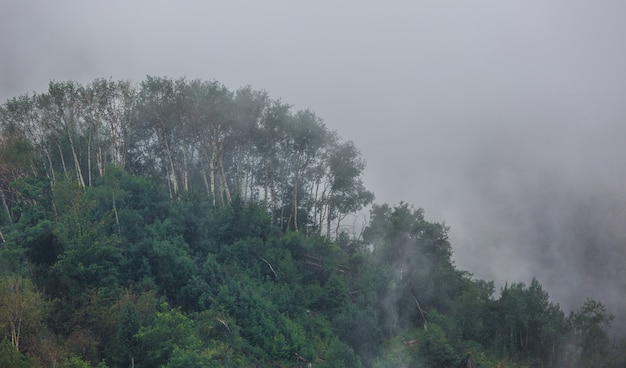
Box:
[0, 240, 29, 276]
[317, 273, 348, 315]
[371, 332, 417, 368]
[483, 279, 569, 365]
[0, 339, 36, 368]
[333, 303, 382, 364]
[217, 277, 284, 359]
[162, 346, 219, 368]
[136, 305, 201, 368]
[418, 324, 459, 368]
[191, 308, 249, 367]
[319, 339, 362, 368]
[0, 275, 44, 353]
[133, 231, 197, 307]
[1, 177, 56, 276]
[112, 303, 139, 368]
[361, 202, 460, 337]
[0, 77, 624, 367]
[64, 356, 108, 368]
[9, 176, 54, 223]
[452, 277, 494, 343]
[570, 298, 615, 367]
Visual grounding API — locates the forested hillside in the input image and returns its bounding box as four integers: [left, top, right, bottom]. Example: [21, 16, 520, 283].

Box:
[0, 77, 623, 367]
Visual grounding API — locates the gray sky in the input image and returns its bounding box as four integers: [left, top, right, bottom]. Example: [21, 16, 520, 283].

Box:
[2, 0, 626, 327]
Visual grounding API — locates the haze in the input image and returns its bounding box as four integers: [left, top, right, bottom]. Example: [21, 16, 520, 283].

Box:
[2, 1, 626, 329]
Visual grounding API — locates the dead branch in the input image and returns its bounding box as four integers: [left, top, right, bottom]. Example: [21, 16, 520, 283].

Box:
[411, 293, 428, 331]
[216, 317, 232, 334]
[260, 257, 278, 278]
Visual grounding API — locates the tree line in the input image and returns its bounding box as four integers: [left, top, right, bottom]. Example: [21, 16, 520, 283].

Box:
[0, 77, 373, 238]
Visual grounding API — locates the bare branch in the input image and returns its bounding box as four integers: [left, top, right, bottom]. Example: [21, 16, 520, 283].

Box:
[411, 293, 428, 331]
[260, 257, 278, 278]
[216, 317, 231, 334]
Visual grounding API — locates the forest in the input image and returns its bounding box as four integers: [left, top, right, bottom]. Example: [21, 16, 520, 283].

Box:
[0, 77, 624, 367]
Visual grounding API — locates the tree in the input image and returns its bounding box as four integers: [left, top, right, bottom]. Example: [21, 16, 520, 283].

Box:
[570, 298, 614, 366]
[136, 76, 180, 198]
[135, 305, 201, 368]
[362, 203, 457, 333]
[323, 140, 373, 238]
[0, 275, 43, 352]
[113, 303, 140, 368]
[159, 78, 236, 203]
[82, 79, 135, 171]
[163, 346, 219, 368]
[0, 338, 36, 368]
[0, 94, 55, 183]
[418, 324, 459, 368]
[55, 182, 121, 283]
[483, 279, 570, 366]
[333, 303, 382, 365]
[0, 133, 37, 224]
[450, 276, 494, 344]
[38, 81, 87, 187]
[254, 101, 291, 226]
[283, 109, 328, 232]
[318, 339, 362, 368]
[318, 273, 349, 316]
[228, 86, 268, 203]
[64, 355, 109, 368]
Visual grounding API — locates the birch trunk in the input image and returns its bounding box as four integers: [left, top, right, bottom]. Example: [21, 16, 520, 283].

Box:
[209, 148, 217, 206]
[67, 130, 85, 188]
[219, 158, 232, 205]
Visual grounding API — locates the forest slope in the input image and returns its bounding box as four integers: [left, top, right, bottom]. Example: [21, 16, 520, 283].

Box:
[0, 78, 623, 368]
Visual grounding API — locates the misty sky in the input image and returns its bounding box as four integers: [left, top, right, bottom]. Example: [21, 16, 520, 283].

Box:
[2, 1, 626, 327]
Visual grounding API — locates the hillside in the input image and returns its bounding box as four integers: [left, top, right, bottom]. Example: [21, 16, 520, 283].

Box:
[0, 77, 623, 367]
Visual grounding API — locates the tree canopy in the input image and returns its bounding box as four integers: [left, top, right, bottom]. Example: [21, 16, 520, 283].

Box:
[0, 77, 622, 368]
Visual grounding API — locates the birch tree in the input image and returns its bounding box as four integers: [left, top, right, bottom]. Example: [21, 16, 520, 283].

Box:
[0, 95, 52, 180]
[38, 81, 86, 187]
[324, 140, 373, 237]
[84, 79, 135, 171]
[283, 109, 327, 231]
[179, 80, 234, 205]
[0, 275, 43, 352]
[137, 77, 180, 198]
[255, 102, 290, 226]
[228, 86, 269, 202]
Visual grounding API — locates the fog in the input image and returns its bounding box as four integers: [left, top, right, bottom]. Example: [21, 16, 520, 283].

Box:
[2, 1, 626, 329]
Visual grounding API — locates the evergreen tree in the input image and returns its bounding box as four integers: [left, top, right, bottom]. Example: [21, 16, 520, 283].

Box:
[113, 303, 140, 368]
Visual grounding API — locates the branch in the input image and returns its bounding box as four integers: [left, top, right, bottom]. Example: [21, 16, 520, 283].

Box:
[411, 293, 428, 331]
[216, 317, 232, 334]
[260, 257, 278, 278]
